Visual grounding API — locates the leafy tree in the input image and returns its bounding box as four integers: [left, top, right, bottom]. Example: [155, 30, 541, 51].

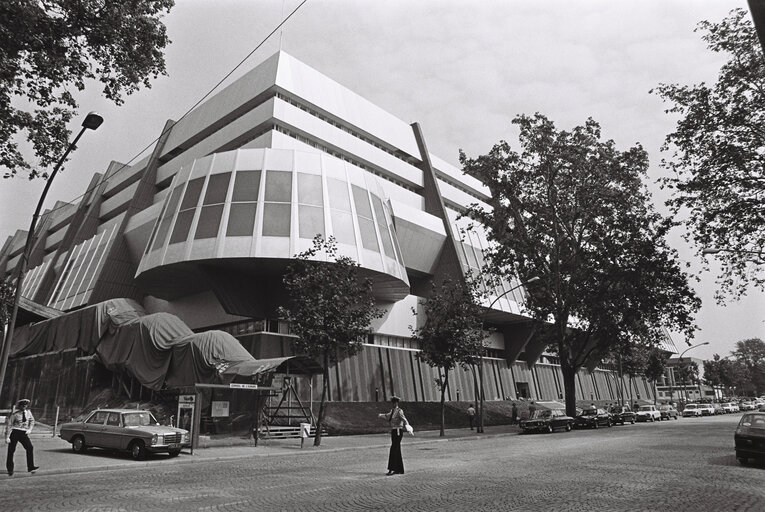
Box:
[1, 0, 174, 179]
[280, 236, 382, 446]
[704, 354, 752, 396]
[652, 8, 765, 299]
[732, 337, 765, 395]
[675, 360, 700, 401]
[644, 347, 669, 404]
[0, 278, 12, 326]
[462, 113, 699, 417]
[410, 276, 485, 437]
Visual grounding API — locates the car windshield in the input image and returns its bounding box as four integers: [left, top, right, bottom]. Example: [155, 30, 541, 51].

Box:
[659, 406, 669, 411]
[686, 404, 697, 409]
[532, 410, 553, 419]
[122, 412, 157, 427]
[639, 406, 652, 411]
[701, 404, 713, 408]
[580, 409, 597, 416]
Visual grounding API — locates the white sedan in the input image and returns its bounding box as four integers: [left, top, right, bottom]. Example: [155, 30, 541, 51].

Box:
[636, 405, 661, 422]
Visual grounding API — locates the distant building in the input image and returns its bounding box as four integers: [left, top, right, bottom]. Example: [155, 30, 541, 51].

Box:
[655, 356, 715, 403]
[1, 51, 663, 405]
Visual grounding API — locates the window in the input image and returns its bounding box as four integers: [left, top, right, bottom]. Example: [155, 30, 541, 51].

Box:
[107, 413, 120, 426]
[194, 173, 231, 240]
[170, 177, 205, 244]
[262, 171, 291, 237]
[297, 173, 324, 239]
[86, 411, 108, 424]
[352, 185, 378, 252]
[226, 170, 261, 237]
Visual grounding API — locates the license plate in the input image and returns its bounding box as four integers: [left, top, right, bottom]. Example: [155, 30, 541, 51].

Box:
[168, 443, 181, 449]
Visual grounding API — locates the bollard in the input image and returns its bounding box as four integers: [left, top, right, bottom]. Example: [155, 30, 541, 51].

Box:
[53, 406, 60, 437]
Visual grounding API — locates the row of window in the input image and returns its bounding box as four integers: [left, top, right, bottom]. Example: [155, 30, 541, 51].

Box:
[147, 165, 403, 265]
[275, 93, 486, 203]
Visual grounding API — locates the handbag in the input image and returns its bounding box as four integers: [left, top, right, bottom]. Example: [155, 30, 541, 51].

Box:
[405, 424, 414, 435]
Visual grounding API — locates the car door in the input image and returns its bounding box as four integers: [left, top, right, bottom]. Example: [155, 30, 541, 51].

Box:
[100, 412, 123, 449]
[83, 411, 109, 447]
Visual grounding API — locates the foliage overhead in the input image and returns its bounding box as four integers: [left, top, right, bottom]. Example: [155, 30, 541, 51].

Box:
[652, 8, 765, 299]
[0, 278, 13, 325]
[703, 354, 751, 394]
[0, 0, 174, 179]
[461, 113, 700, 415]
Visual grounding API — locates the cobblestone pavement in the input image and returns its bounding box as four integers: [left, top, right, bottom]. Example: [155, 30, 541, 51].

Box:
[1, 414, 763, 511]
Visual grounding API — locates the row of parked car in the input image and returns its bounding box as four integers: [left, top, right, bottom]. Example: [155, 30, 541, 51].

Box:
[519, 403, 680, 434]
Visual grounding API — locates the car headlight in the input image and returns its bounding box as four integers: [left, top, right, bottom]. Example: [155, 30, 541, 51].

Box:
[151, 434, 159, 446]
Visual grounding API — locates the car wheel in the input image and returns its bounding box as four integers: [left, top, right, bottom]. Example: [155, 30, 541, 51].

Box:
[607, 420, 612, 427]
[546, 424, 554, 434]
[71, 435, 87, 453]
[129, 440, 147, 461]
[168, 449, 181, 458]
[630, 419, 635, 424]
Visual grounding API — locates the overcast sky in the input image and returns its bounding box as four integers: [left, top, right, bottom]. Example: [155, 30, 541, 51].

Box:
[1, 0, 762, 360]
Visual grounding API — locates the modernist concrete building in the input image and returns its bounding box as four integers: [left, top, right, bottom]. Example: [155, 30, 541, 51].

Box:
[0, 51, 672, 407]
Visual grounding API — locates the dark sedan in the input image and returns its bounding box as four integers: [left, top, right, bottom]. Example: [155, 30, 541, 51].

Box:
[519, 408, 574, 434]
[609, 406, 636, 425]
[734, 412, 765, 465]
[574, 408, 612, 429]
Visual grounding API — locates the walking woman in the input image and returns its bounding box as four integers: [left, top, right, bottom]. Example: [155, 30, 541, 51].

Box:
[378, 396, 409, 475]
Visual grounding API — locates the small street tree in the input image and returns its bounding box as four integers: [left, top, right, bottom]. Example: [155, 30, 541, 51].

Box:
[644, 347, 669, 405]
[280, 236, 381, 446]
[652, 8, 765, 299]
[1, 0, 174, 178]
[410, 276, 485, 437]
[675, 361, 700, 401]
[462, 114, 699, 417]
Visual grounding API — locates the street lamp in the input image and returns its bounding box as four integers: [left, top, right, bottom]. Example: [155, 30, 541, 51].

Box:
[0, 112, 103, 401]
[475, 276, 540, 433]
[677, 342, 709, 403]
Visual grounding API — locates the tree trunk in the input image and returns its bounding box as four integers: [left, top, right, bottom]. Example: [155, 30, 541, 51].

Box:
[314, 351, 330, 447]
[561, 361, 577, 418]
[439, 368, 449, 437]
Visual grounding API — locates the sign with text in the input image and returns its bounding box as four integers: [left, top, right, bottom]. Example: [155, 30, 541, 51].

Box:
[229, 383, 260, 389]
[179, 394, 196, 404]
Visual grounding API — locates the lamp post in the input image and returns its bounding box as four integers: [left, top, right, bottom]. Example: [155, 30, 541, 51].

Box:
[676, 341, 709, 403]
[476, 276, 540, 433]
[0, 112, 103, 401]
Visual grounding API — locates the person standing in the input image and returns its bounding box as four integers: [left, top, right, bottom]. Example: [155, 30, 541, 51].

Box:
[378, 396, 409, 475]
[467, 404, 476, 430]
[5, 398, 38, 476]
[528, 401, 537, 419]
[511, 402, 518, 425]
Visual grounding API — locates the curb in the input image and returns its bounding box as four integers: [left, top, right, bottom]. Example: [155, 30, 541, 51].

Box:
[8, 429, 519, 479]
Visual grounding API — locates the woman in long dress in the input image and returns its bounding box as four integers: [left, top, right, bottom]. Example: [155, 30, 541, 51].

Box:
[378, 396, 409, 475]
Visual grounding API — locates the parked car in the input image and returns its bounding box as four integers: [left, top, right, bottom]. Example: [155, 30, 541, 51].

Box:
[712, 403, 725, 415]
[658, 404, 679, 420]
[59, 409, 189, 460]
[636, 405, 661, 422]
[698, 403, 716, 416]
[721, 402, 736, 414]
[574, 408, 612, 429]
[682, 404, 702, 417]
[734, 412, 765, 465]
[609, 405, 636, 425]
[739, 401, 755, 411]
[519, 408, 574, 434]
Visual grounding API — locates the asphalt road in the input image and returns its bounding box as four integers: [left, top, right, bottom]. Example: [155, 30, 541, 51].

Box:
[1, 414, 763, 511]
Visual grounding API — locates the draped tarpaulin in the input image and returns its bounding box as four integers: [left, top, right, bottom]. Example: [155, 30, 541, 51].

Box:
[9, 298, 265, 390]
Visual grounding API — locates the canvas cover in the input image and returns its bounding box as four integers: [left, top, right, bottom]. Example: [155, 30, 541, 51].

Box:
[9, 298, 260, 390]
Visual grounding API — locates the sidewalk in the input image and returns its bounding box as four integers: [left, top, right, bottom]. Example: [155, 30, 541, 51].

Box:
[8, 424, 520, 479]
